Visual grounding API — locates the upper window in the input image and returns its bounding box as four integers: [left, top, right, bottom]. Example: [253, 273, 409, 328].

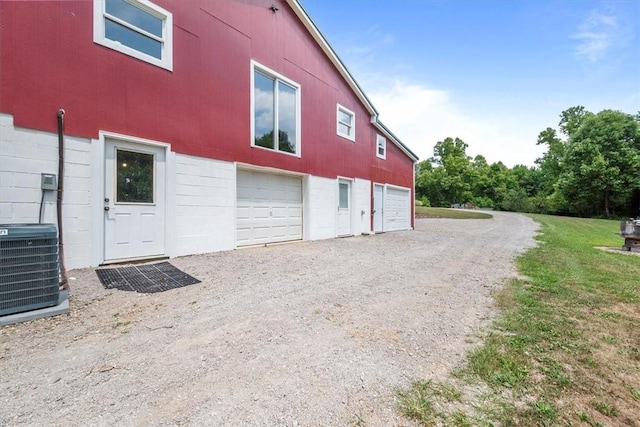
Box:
[252, 62, 301, 156]
[337, 104, 355, 141]
[94, 0, 173, 71]
[376, 134, 386, 159]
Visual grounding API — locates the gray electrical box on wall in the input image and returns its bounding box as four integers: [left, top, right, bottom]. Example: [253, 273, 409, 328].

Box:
[41, 173, 57, 190]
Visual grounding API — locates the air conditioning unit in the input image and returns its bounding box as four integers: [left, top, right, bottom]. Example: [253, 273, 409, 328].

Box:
[0, 224, 60, 316]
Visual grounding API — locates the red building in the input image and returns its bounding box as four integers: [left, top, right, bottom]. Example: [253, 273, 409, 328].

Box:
[0, 0, 417, 268]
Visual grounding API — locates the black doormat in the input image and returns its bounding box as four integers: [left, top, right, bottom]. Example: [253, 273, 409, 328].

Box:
[95, 262, 200, 293]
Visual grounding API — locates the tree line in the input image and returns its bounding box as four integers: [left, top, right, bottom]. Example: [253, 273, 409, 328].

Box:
[415, 106, 640, 218]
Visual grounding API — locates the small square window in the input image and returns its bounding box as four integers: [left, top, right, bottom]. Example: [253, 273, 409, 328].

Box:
[337, 104, 355, 141]
[94, 0, 173, 71]
[376, 134, 386, 159]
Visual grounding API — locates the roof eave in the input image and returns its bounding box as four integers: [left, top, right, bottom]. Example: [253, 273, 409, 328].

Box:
[285, 0, 378, 117]
[374, 120, 419, 161]
[285, 0, 418, 162]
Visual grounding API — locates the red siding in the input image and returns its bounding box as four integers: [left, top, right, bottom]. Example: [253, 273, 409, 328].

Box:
[0, 0, 414, 200]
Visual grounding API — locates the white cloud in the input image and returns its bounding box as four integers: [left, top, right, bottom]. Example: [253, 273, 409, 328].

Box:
[331, 23, 549, 166]
[366, 79, 545, 166]
[572, 9, 621, 63]
[342, 26, 395, 61]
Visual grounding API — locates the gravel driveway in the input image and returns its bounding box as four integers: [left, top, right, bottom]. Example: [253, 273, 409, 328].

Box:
[1, 211, 538, 426]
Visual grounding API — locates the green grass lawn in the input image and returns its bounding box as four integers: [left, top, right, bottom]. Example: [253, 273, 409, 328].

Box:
[415, 206, 493, 220]
[398, 214, 640, 426]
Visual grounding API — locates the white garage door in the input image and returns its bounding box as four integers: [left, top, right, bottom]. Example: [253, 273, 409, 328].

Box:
[383, 187, 411, 232]
[237, 170, 302, 246]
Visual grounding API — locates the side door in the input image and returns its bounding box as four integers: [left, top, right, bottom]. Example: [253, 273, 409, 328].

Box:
[104, 139, 166, 262]
[337, 179, 351, 236]
[373, 184, 384, 232]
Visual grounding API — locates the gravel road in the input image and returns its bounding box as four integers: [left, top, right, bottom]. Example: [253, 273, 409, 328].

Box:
[1, 211, 538, 426]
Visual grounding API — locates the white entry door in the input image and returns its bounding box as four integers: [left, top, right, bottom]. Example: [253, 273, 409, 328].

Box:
[373, 184, 384, 232]
[337, 179, 351, 236]
[104, 139, 166, 262]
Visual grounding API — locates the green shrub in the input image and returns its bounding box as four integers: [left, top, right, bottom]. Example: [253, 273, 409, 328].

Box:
[472, 196, 495, 209]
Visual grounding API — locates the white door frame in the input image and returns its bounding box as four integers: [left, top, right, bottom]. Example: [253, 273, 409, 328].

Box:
[336, 177, 353, 236]
[373, 183, 384, 233]
[92, 131, 170, 265]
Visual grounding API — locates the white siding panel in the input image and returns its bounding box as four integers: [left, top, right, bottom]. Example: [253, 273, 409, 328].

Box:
[173, 154, 235, 256]
[305, 175, 336, 240]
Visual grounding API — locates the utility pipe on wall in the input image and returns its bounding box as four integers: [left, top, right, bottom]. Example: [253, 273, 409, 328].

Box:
[57, 109, 69, 290]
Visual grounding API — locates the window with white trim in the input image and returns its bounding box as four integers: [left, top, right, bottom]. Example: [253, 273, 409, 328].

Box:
[94, 0, 173, 71]
[337, 104, 355, 141]
[252, 62, 301, 156]
[376, 134, 386, 159]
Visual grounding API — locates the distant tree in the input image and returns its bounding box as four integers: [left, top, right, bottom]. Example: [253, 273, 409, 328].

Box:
[416, 107, 639, 217]
[431, 137, 473, 205]
[469, 155, 496, 208]
[558, 110, 640, 217]
[433, 137, 469, 165]
[415, 160, 447, 206]
[536, 128, 563, 180]
[559, 105, 594, 138]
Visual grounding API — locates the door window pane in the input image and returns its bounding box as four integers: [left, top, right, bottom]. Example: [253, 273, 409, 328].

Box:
[116, 149, 154, 203]
[254, 71, 275, 149]
[339, 183, 349, 209]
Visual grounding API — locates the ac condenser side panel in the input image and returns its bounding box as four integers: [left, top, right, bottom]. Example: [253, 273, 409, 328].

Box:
[0, 224, 60, 317]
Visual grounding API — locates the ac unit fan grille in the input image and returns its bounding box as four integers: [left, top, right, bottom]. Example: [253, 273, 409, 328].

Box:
[0, 225, 60, 316]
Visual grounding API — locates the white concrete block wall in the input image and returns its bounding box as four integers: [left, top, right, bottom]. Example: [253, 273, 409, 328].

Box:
[0, 114, 92, 269]
[352, 178, 372, 235]
[305, 175, 336, 240]
[0, 114, 396, 269]
[173, 154, 236, 256]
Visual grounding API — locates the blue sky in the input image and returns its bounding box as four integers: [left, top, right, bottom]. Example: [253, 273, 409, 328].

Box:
[299, 0, 640, 166]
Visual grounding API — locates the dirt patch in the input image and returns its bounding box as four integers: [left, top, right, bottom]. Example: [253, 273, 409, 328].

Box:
[0, 212, 538, 426]
[562, 301, 640, 427]
[594, 246, 640, 257]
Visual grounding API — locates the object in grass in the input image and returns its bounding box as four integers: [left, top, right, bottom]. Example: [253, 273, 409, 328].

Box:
[619, 219, 640, 252]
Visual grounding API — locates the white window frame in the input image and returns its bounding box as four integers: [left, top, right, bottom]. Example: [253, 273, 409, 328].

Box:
[93, 0, 173, 71]
[376, 134, 387, 159]
[336, 104, 356, 142]
[250, 60, 302, 157]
